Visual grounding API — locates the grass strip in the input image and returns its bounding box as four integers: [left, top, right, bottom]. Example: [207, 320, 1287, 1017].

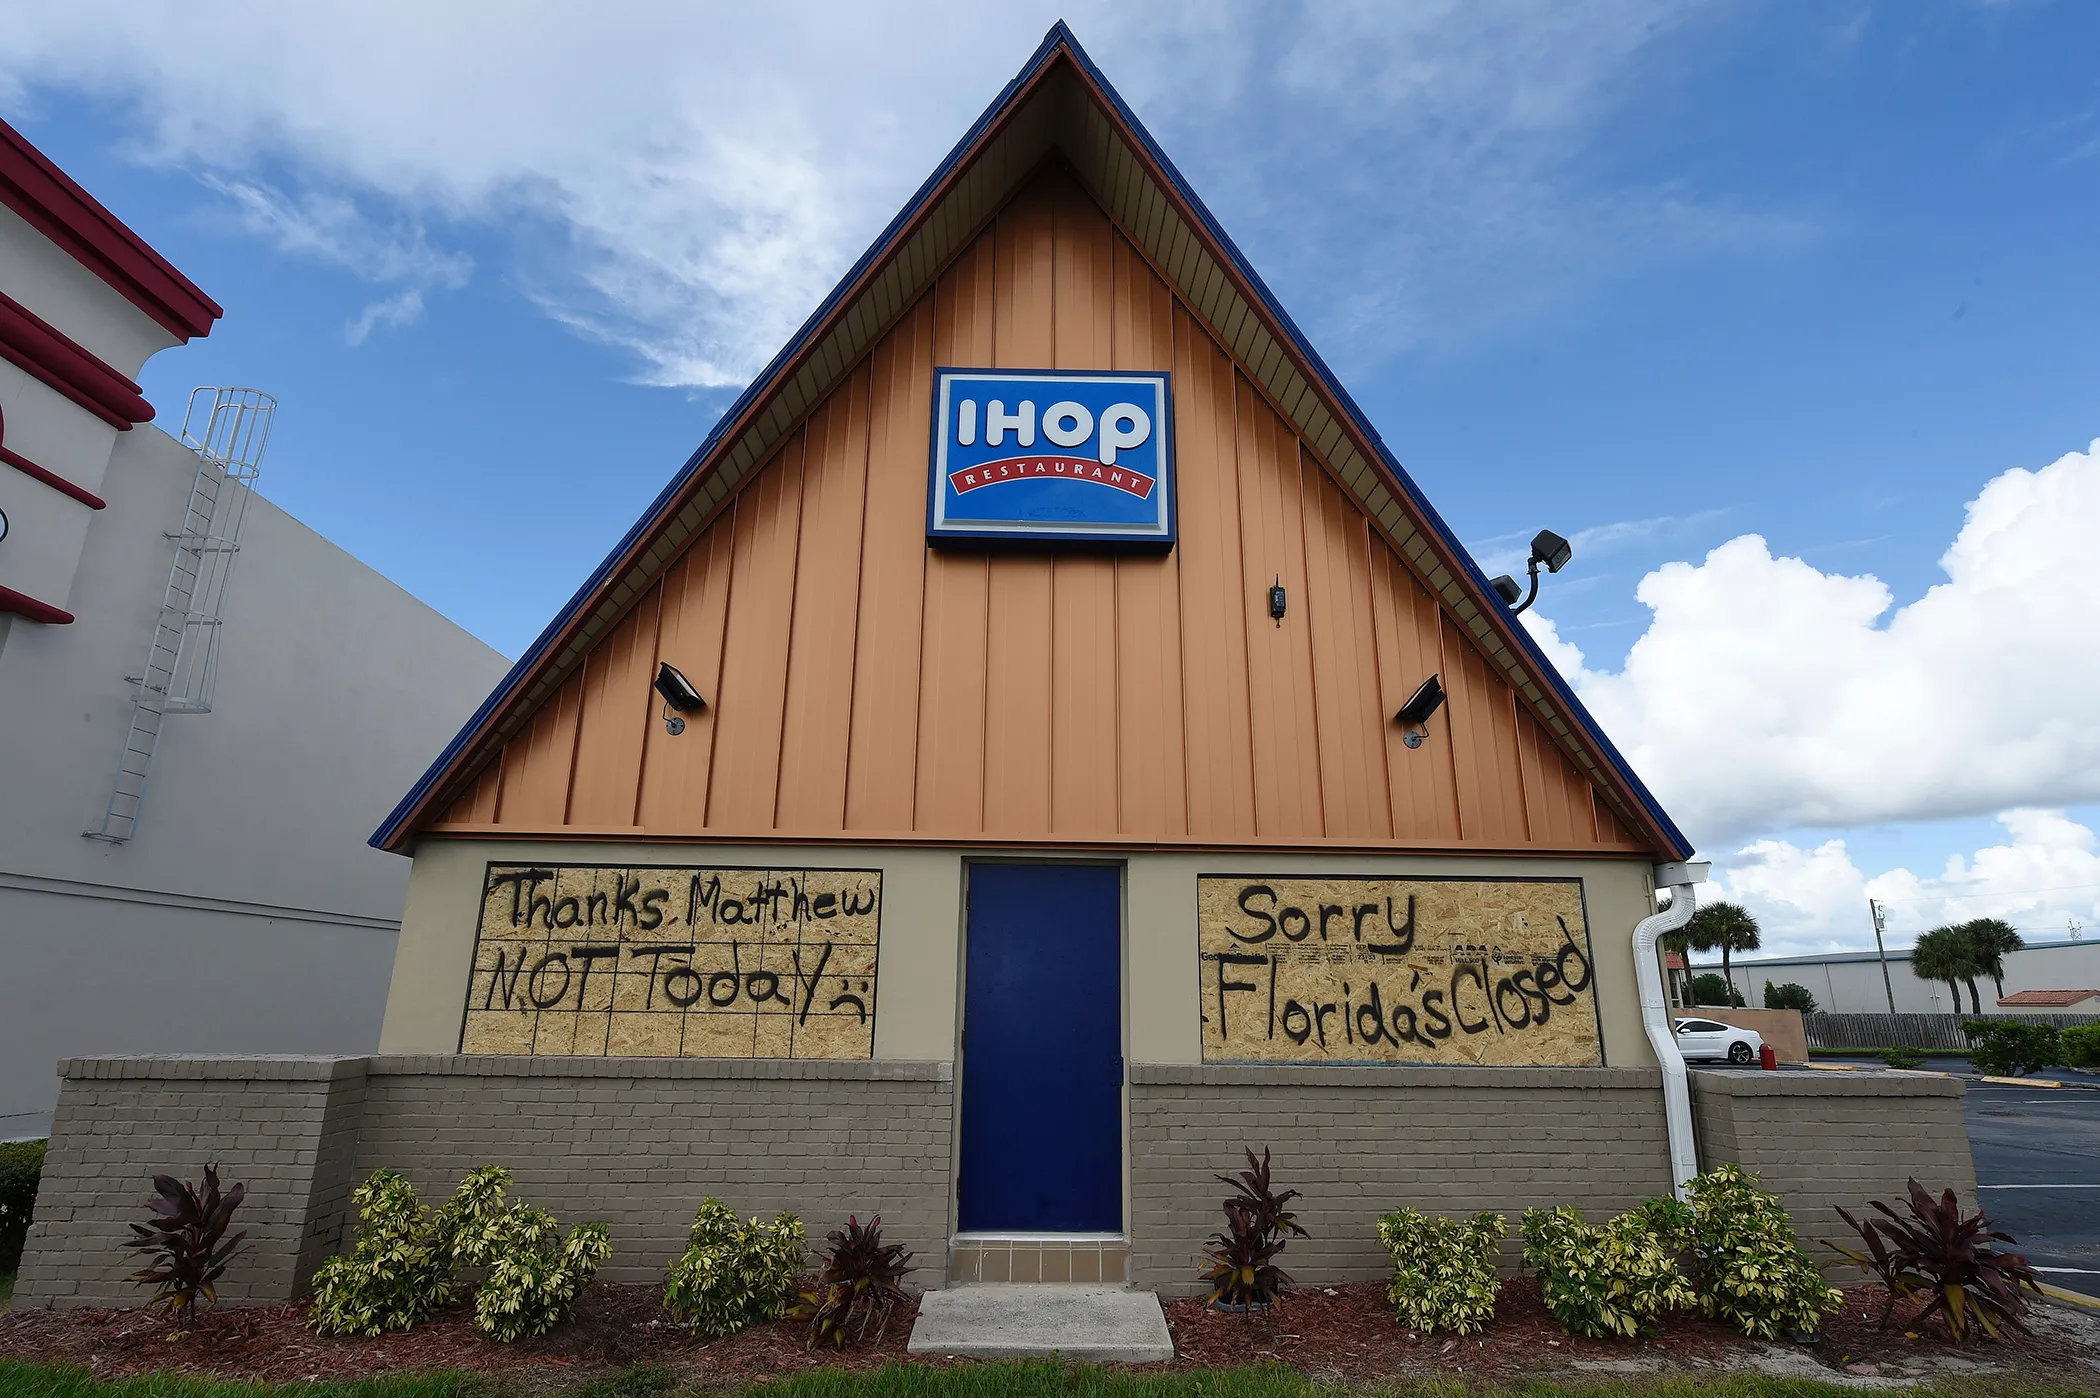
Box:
[0, 1362, 489, 1398]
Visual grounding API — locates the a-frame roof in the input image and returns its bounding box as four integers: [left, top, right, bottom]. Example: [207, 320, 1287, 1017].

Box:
[373, 22, 1692, 860]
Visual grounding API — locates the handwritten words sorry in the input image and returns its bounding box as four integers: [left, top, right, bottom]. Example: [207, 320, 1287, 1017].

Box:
[461, 864, 880, 1059]
[1197, 876, 1602, 1066]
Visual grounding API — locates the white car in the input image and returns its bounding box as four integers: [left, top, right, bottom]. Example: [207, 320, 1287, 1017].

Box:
[1674, 1016, 1765, 1065]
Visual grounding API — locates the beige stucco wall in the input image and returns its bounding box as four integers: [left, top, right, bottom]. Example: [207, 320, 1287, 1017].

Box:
[385, 838, 1659, 1070]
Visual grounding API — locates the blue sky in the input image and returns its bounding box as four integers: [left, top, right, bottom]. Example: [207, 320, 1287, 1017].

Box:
[6, 2, 2099, 956]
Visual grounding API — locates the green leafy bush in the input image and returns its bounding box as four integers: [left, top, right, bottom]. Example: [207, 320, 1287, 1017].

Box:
[1519, 1205, 1693, 1339]
[439, 1166, 612, 1343]
[1762, 981, 1817, 1014]
[1679, 1165, 1842, 1339]
[1375, 1208, 1504, 1335]
[308, 1170, 456, 1336]
[662, 1199, 805, 1338]
[0, 1140, 44, 1276]
[1878, 1047, 1926, 1071]
[1689, 972, 1742, 1007]
[2055, 1023, 2100, 1071]
[1963, 1021, 2060, 1076]
[311, 1166, 610, 1343]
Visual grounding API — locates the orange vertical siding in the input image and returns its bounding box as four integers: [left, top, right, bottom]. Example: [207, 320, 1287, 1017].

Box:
[844, 299, 934, 830]
[704, 436, 806, 831]
[439, 163, 1647, 855]
[776, 372, 873, 831]
[1300, 470, 1393, 841]
[1110, 232, 1186, 838]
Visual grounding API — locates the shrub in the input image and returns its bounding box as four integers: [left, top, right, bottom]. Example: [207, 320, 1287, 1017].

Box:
[1680, 1165, 1842, 1339]
[309, 1170, 456, 1336]
[1763, 981, 1817, 1014]
[1963, 1021, 2060, 1076]
[1520, 1205, 1692, 1339]
[662, 1199, 805, 1338]
[1832, 1179, 2043, 1343]
[122, 1164, 247, 1324]
[438, 1166, 612, 1343]
[2057, 1023, 2100, 1071]
[1689, 973, 1742, 1007]
[1199, 1147, 1308, 1309]
[799, 1215, 915, 1348]
[1878, 1047, 1926, 1071]
[312, 1165, 610, 1342]
[1376, 1208, 1504, 1335]
[0, 1140, 44, 1276]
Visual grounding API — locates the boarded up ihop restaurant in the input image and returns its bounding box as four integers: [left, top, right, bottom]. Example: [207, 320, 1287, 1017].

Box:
[17, 27, 1973, 1305]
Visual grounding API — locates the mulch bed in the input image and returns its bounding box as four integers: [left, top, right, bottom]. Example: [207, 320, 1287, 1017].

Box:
[2, 1280, 2094, 1388]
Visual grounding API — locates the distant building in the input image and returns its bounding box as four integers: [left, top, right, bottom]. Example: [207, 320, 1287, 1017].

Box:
[1690, 937, 2100, 1016]
[0, 118, 510, 1138]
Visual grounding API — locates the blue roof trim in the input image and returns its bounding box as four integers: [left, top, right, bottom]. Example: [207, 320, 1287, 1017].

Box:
[375, 20, 1691, 859]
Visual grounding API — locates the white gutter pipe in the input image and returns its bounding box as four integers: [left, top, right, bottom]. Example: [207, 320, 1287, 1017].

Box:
[1634, 859, 1711, 1200]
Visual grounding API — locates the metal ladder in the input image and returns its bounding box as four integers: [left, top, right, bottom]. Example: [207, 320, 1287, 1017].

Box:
[85, 387, 274, 844]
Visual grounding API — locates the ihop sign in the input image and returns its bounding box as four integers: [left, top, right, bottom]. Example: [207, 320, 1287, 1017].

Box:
[928, 369, 1174, 546]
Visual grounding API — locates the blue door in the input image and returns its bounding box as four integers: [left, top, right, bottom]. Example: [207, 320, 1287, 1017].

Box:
[958, 863, 1122, 1233]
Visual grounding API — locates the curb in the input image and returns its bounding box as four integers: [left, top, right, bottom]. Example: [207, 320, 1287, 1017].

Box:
[2039, 1281, 2100, 1313]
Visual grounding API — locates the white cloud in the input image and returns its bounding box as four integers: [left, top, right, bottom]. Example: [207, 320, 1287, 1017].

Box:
[1527, 439, 2100, 845]
[1707, 809, 2100, 954]
[0, 0, 1785, 387]
[345, 289, 427, 347]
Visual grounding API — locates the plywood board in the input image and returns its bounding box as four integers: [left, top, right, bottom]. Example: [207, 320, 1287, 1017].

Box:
[1195, 875, 1601, 1066]
[461, 863, 880, 1059]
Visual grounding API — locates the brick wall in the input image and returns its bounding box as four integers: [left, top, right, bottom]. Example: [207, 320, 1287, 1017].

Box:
[1689, 1068, 1976, 1257]
[14, 1057, 370, 1305]
[348, 1056, 954, 1288]
[1127, 1064, 1673, 1296]
[14, 1056, 953, 1306]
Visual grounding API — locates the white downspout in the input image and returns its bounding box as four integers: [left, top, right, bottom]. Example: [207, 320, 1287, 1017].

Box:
[1634, 859, 1711, 1200]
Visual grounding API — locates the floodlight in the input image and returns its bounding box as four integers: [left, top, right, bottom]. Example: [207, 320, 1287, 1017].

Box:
[1495, 527, 1576, 615]
[655, 662, 706, 713]
[1394, 673, 1446, 749]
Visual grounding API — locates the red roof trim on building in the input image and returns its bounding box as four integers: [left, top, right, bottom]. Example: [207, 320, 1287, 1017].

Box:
[0, 446, 105, 509]
[0, 582, 74, 625]
[0, 289, 153, 429]
[0, 118, 222, 342]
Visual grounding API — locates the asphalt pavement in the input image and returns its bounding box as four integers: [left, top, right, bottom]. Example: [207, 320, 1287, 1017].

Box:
[1808, 1056, 2100, 1300]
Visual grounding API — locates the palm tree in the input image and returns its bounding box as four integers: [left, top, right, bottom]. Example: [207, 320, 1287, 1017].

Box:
[1911, 925, 1984, 1015]
[1682, 902, 1761, 1006]
[1962, 918, 2024, 1002]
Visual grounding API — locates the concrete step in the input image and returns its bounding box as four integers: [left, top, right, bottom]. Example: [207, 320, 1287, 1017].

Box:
[907, 1283, 1175, 1362]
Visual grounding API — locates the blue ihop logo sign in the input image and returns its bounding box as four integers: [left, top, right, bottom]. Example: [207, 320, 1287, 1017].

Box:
[928, 369, 1174, 546]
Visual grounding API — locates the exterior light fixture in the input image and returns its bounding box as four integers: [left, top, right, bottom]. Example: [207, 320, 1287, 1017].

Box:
[1394, 673, 1445, 749]
[1494, 528, 1574, 615]
[1268, 576, 1286, 626]
[654, 662, 705, 735]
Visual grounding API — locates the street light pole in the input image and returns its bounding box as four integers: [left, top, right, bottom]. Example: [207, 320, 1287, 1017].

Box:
[1870, 899, 1896, 1014]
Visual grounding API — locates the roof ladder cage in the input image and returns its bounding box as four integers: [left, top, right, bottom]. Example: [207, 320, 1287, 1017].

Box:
[86, 387, 275, 843]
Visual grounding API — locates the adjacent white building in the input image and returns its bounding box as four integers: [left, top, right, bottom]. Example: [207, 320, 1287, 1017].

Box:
[0, 118, 510, 1138]
[1697, 936, 2100, 1016]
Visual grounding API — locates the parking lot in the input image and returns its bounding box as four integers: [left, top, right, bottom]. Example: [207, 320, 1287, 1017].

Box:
[1966, 1075, 2100, 1298]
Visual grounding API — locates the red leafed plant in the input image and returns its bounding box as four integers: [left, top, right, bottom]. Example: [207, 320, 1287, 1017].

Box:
[124, 1164, 247, 1324]
[1200, 1147, 1308, 1310]
[1831, 1179, 2042, 1344]
[798, 1214, 914, 1348]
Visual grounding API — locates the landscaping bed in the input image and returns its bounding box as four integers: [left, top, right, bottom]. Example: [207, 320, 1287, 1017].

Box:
[4, 1279, 2097, 1390]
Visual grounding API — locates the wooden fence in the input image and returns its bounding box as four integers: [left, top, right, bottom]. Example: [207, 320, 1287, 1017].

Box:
[1804, 1011, 2093, 1051]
